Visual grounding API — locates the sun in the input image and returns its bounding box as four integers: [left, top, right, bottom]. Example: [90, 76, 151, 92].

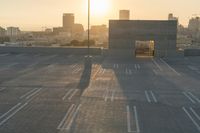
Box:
[90, 0, 110, 16]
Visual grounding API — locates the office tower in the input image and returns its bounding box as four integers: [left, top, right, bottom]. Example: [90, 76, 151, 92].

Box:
[63, 13, 75, 31]
[6, 27, 20, 36]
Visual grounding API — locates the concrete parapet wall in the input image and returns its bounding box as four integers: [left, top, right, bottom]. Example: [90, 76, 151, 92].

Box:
[184, 49, 200, 56]
[0, 47, 102, 55]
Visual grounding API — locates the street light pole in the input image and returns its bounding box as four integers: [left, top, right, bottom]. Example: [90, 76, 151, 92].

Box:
[88, 0, 90, 57]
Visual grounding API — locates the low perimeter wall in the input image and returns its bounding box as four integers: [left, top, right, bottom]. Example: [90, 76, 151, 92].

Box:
[0, 47, 102, 55]
[184, 49, 200, 56]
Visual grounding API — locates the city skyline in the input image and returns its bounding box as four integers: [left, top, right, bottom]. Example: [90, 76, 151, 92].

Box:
[0, 0, 200, 31]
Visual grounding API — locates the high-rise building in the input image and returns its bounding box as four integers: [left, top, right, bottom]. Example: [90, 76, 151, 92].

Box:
[188, 17, 200, 32]
[119, 10, 130, 20]
[63, 13, 75, 31]
[6, 27, 20, 36]
[168, 13, 178, 21]
[0, 27, 6, 36]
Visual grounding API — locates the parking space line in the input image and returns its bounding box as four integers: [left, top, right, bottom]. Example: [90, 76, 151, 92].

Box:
[126, 106, 132, 132]
[188, 92, 200, 103]
[0, 87, 6, 91]
[182, 107, 200, 132]
[190, 108, 200, 121]
[145, 91, 158, 103]
[111, 91, 115, 102]
[126, 106, 140, 133]
[25, 88, 42, 100]
[153, 69, 158, 75]
[20, 88, 38, 99]
[183, 92, 196, 104]
[57, 104, 75, 129]
[104, 89, 109, 102]
[62, 89, 74, 100]
[134, 106, 140, 133]
[145, 91, 151, 103]
[57, 104, 81, 130]
[0, 103, 22, 120]
[150, 91, 158, 103]
[137, 64, 140, 69]
[68, 89, 79, 100]
[0, 103, 27, 126]
[152, 59, 162, 71]
[159, 58, 181, 76]
[66, 104, 81, 130]
[92, 66, 101, 79]
[134, 64, 137, 70]
[0, 53, 9, 57]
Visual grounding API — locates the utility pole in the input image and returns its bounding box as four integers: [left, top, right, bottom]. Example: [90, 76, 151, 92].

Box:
[88, 0, 90, 58]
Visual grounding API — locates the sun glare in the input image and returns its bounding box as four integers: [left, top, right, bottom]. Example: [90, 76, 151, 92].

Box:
[90, 0, 110, 16]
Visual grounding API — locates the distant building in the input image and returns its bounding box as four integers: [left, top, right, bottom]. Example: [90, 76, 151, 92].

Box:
[188, 17, 200, 32]
[63, 13, 75, 32]
[90, 25, 108, 36]
[45, 28, 53, 33]
[72, 24, 84, 34]
[6, 27, 20, 36]
[90, 25, 108, 44]
[168, 13, 178, 21]
[119, 10, 130, 20]
[0, 27, 6, 36]
[53, 27, 65, 35]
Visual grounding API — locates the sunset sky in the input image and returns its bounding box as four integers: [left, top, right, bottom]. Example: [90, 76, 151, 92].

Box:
[0, 0, 200, 31]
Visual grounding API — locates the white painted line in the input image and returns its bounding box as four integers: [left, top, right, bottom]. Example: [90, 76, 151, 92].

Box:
[57, 104, 75, 129]
[126, 106, 132, 133]
[0, 103, 21, 120]
[183, 92, 196, 104]
[65, 104, 81, 130]
[92, 66, 101, 79]
[26, 88, 42, 99]
[190, 107, 200, 121]
[0, 103, 27, 126]
[102, 69, 105, 74]
[129, 70, 132, 75]
[20, 88, 37, 99]
[7, 63, 19, 68]
[62, 89, 74, 100]
[134, 64, 137, 70]
[150, 91, 158, 103]
[159, 58, 181, 76]
[126, 68, 129, 75]
[113, 64, 116, 69]
[16, 54, 25, 58]
[0, 87, 6, 91]
[153, 69, 158, 75]
[133, 106, 140, 133]
[111, 91, 115, 102]
[68, 89, 79, 100]
[145, 91, 151, 103]
[188, 65, 199, 71]
[188, 92, 200, 103]
[104, 90, 108, 102]
[137, 64, 140, 69]
[152, 59, 162, 71]
[0, 54, 9, 57]
[183, 107, 200, 131]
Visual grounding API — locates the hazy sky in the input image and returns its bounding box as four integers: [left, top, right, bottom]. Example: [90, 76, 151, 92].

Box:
[0, 0, 200, 31]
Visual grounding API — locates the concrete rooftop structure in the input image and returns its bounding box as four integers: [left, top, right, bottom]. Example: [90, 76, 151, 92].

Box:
[109, 20, 178, 57]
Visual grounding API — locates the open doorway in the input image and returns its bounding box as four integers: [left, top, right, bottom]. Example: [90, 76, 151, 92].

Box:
[135, 40, 155, 58]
